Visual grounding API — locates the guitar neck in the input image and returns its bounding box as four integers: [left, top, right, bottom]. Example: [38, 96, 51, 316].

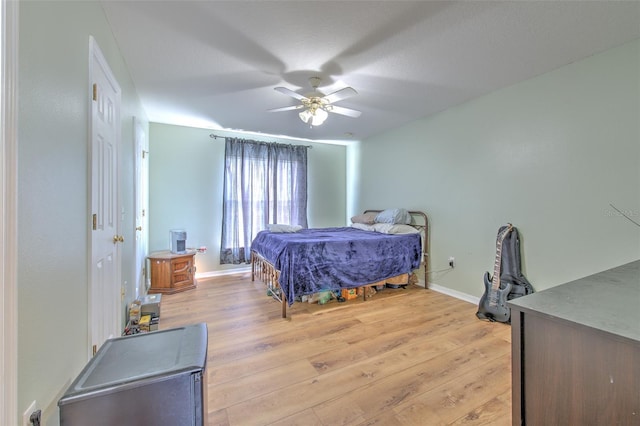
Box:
[491, 225, 513, 292]
[491, 240, 503, 291]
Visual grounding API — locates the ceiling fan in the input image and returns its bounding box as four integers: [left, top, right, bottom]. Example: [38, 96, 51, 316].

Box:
[269, 77, 362, 127]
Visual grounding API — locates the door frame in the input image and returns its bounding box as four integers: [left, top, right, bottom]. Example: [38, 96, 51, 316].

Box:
[1, 0, 18, 423]
[133, 117, 149, 298]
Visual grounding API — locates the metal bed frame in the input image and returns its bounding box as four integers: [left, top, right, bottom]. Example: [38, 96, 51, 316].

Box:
[251, 210, 429, 318]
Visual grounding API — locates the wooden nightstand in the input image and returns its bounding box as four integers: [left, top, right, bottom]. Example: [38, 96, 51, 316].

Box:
[147, 250, 196, 294]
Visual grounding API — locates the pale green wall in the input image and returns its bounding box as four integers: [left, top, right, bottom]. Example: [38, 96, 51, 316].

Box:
[354, 39, 640, 299]
[14, 2, 638, 422]
[149, 124, 347, 275]
[18, 2, 148, 424]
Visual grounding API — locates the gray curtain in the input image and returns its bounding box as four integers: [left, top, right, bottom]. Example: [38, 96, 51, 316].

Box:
[220, 138, 308, 264]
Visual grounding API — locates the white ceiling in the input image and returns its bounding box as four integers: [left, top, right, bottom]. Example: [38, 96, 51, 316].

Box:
[101, 1, 640, 142]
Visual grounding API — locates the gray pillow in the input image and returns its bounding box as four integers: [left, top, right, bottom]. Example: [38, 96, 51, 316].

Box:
[375, 208, 412, 224]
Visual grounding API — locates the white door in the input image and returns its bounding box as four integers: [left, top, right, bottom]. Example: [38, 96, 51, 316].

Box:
[134, 117, 149, 298]
[89, 37, 122, 356]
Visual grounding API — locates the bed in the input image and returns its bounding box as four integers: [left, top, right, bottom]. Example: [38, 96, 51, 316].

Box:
[251, 209, 429, 318]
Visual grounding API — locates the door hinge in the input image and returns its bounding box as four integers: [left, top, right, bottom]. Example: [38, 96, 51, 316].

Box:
[92, 83, 97, 101]
[92, 214, 97, 230]
[92, 345, 97, 356]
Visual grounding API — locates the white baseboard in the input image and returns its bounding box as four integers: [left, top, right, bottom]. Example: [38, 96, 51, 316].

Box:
[195, 266, 251, 280]
[426, 281, 479, 305]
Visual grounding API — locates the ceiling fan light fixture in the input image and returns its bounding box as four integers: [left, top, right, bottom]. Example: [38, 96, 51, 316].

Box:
[298, 109, 312, 124]
[298, 107, 328, 127]
[273, 77, 360, 128]
[312, 108, 328, 126]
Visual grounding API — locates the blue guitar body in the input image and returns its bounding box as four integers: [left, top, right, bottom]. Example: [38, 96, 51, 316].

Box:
[476, 271, 512, 323]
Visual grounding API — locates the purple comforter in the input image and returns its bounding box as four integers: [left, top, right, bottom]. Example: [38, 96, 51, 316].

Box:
[251, 227, 422, 305]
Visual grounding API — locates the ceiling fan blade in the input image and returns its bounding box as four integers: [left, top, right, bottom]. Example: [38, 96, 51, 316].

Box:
[268, 105, 304, 112]
[274, 86, 308, 101]
[322, 87, 358, 104]
[326, 105, 362, 118]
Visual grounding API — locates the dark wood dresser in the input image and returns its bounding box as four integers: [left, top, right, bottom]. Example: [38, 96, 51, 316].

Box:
[508, 260, 639, 426]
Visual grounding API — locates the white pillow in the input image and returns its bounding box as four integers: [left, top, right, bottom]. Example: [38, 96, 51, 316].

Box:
[351, 223, 375, 232]
[267, 224, 302, 233]
[375, 208, 412, 225]
[372, 223, 420, 234]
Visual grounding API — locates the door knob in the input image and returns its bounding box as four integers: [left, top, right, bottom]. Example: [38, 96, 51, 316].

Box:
[113, 235, 124, 244]
[136, 226, 142, 231]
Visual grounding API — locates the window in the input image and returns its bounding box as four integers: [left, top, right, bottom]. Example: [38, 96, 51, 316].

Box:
[220, 138, 308, 264]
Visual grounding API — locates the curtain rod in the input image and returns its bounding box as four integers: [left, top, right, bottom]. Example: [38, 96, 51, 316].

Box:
[209, 133, 312, 149]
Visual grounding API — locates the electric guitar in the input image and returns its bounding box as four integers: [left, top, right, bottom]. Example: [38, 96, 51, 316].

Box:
[476, 224, 513, 322]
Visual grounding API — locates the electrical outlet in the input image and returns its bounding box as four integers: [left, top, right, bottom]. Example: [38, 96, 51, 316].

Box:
[22, 400, 36, 426]
[448, 257, 455, 268]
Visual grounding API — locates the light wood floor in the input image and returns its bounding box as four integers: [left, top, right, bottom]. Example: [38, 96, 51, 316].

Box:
[160, 273, 513, 426]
